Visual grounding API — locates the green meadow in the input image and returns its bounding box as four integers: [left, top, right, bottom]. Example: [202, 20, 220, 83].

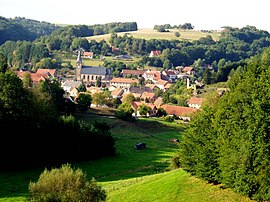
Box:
[0, 114, 254, 202]
[86, 28, 221, 43]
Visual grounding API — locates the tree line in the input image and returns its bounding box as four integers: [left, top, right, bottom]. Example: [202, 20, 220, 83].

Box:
[0, 16, 138, 45]
[153, 23, 194, 32]
[176, 46, 270, 201]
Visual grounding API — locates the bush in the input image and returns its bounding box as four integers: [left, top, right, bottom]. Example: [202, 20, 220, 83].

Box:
[28, 164, 106, 202]
[163, 115, 174, 122]
[169, 154, 181, 170]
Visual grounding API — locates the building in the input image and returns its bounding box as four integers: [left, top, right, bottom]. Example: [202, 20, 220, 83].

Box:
[149, 50, 162, 57]
[76, 48, 111, 84]
[188, 97, 206, 109]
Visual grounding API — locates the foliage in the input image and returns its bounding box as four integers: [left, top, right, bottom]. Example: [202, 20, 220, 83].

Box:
[178, 47, 270, 200]
[28, 164, 106, 202]
[163, 115, 174, 122]
[138, 104, 151, 116]
[76, 92, 92, 112]
[0, 67, 115, 170]
[156, 107, 167, 117]
[115, 102, 135, 121]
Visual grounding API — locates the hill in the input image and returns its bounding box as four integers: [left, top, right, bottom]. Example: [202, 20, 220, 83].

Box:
[0, 115, 256, 201]
[86, 28, 221, 42]
[0, 16, 60, 45]
[104, 169, 254, 202]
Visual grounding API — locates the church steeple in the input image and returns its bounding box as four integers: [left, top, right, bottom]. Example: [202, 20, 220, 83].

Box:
[76, 48, 83, 81]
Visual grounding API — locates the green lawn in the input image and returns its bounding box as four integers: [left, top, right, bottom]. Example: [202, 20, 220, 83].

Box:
[104, 169, 254, 202]
[0, 115, 255, 202]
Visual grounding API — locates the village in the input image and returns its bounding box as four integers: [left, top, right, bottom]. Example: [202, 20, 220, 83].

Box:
[15, 48, 210, 122]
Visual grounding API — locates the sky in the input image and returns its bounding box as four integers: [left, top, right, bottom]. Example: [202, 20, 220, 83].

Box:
[1, 0, 270, 32]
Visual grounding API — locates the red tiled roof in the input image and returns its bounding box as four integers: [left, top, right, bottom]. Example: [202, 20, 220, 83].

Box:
[188, 97, 206, 105]
[16, 71, 47, 83]
[122, 69, 145, 75]
[131, 101, 157, 111]
[150, 50, 162, 56]
[110, 78, 139, 84]
[141, 92, 156, 100]
[160, 104, 199, 117]
[111, 89, 124, 97]
[36, 68, 56, 76]
[182, 66, 194, 73]
[83, 52, 94, 57]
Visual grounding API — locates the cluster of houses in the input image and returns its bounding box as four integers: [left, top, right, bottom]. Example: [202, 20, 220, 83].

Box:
[15, 49, 206, 121]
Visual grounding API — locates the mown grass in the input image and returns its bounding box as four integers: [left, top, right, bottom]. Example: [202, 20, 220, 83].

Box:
[0, 115, 183, 201]
[103, 169, 254, 202]
[0, 114, 255, 202]
[86, 28, 221, 42]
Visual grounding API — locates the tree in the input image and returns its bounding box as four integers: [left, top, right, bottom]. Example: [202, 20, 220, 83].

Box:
[175, 32, 180, 38]
[92, 92, 107, 107]
[115, 102, 135, 121]
[156, 107, 167, 117]
[0, 53, 8, 73]
[122, 93, 135, 104]
[179, 102, 220, 183]
[163, 59, 172, 69]
[77, 82, 87, 92]
[138, 104, 151, 117]
[76, 92, 92, 112]
[29, 164, 106, 202]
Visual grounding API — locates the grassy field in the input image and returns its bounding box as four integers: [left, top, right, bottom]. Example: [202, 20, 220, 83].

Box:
[86, 28, 221, 43]
[104, 169, 254, 202]
[0, 113, 255, 202]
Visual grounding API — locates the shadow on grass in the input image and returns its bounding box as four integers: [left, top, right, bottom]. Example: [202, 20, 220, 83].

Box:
[0, 114, 185, 199]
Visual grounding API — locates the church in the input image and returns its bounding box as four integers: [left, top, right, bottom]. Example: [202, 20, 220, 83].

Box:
[75, 49, 111, 84]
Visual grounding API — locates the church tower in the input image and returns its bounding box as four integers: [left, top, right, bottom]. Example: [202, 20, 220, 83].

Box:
[76, 48, 83, 81]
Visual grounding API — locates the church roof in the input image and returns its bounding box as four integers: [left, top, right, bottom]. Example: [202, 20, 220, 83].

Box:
[81, 66, 110, 76]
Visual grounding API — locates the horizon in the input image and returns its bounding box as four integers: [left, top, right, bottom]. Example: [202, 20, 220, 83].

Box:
[1, 0, 270, 32]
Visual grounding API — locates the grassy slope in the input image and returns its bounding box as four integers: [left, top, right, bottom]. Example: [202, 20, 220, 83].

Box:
[104, 169, 254, 202]
[86, 28, 221, 42]
[0, 115, 255, 202]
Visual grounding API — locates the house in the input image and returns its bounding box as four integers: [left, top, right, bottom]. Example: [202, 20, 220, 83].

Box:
[154, 97, 163, 108]
[182, 66, 195, 75]
[111, 88, 124, 99]
[145, 84, 159, 91]
[142, 70, 161, 83]
[162, 70, 177, 81]
[131, 101, 157, 117]
[149, 50, 162, 57]
[121, 69, 146, 78]
[110, 78, 139, 88]
[160, 104, 199, 121]
[188, 97, 206, 109]
[127, 86, 153, 94]
[75, 49, 111, 84]
[16, 70, 48, 84]
[36, 68, 57, 78]
[155, 79, 170, 90]
[61, 80, 82, 96]
[83, 51, 94, 59]
[140, 92, 156, 102]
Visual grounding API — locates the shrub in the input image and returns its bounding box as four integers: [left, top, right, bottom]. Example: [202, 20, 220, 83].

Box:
[169, 154, 181, 170]
[163, 115, 174, 122]
[28, 164, 106, 202]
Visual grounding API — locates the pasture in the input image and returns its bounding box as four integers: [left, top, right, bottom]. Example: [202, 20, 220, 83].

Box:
[86, 28, 221, 43]
[0, 114, 255, 201]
